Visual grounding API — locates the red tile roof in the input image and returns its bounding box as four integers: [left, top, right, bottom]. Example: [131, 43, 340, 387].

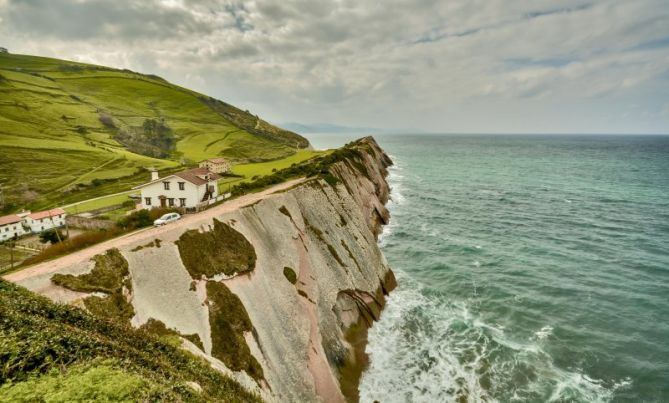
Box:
[205, 158, 229, 164]
[174, 168, 222, 186]
[28, 208, 66, 221]
[0, 214, 22, 226]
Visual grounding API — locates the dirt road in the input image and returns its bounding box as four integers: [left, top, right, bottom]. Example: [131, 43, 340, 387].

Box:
[4, 178, 305, 283]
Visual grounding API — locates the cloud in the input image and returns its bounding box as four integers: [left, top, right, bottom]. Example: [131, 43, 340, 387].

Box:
[0, 0, 667, 133]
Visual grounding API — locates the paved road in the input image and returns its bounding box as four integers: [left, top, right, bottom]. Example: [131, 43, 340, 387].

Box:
[5, 178, 305, 283]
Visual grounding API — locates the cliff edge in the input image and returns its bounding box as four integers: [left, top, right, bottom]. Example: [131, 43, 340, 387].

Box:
[7, 137, 395, 402]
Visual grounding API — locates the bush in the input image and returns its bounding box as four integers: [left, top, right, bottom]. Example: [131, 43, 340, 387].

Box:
[117, 210, 152, 230]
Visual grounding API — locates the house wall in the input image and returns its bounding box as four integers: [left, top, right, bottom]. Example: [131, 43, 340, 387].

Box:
[25, 214, 66, 233]
[139, 177, 203, 209]
[0, 221, 27, 241]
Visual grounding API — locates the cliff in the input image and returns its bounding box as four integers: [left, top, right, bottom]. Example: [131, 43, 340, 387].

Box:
[6, 137, 395, 402]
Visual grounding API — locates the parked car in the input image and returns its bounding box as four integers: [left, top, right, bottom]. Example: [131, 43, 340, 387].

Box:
[153, 212, 181, 226]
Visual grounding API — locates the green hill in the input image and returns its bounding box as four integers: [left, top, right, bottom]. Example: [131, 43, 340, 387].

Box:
[0, 52, 310, 212]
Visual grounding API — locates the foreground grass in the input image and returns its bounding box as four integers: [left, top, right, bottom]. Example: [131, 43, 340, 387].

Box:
[0, 360, 160, 402]
[0, 280, 261, 402]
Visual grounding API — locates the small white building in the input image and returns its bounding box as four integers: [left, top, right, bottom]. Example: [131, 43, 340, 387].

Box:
[199, 158, 232, 174]
[24, 208, 67, 233]
[0, 214, 28, 242]
[134, 167, 222, 210]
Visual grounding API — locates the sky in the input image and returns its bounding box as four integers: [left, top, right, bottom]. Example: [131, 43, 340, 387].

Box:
[1, 0, 668, 134]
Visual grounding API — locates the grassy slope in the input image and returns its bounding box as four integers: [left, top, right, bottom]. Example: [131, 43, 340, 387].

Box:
[0, 52, 310, 211]
[0, 280, 260, 402]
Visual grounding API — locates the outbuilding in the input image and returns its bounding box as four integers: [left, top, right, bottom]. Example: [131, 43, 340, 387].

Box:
[198, 157, 232, 174]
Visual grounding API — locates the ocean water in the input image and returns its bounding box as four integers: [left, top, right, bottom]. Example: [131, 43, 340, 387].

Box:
[310, 134, 669, 402]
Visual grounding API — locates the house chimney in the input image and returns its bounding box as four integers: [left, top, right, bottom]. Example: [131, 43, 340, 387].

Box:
[150, 168, 159, 181]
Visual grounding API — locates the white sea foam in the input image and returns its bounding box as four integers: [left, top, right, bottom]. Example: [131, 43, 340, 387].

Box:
[533, 325, 554, 340]
[360, 272, 620, 403]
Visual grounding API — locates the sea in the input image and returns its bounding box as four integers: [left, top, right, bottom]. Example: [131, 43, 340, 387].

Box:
[307, 134, 669, 402]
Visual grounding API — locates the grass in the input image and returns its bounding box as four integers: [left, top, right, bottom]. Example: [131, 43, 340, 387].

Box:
[139, 318, 205, 352]
[51, 248, 134, 323]
[227, 140, 374, 196]
[0, 52, 310, 212]
[0, 360, 162, 402]
[176, 218, 256, 279]
[206, 281, 264, 381]
[0, 246, 34, 270]
[51, 248, 129, 294]
[63, 191, 135, 214]
[0, 280, 260, 402]
[283, 266, 297, 284]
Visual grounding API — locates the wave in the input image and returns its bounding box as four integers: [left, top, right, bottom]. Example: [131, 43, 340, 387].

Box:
[359, 273, 627, 403]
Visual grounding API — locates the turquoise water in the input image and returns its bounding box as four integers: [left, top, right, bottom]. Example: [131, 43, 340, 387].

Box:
[311, 134, 669, 402]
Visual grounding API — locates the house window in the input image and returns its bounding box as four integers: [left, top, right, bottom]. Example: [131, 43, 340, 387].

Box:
[163, 181, 170, 190]
[179, 198, 186, 207]
[168, 198, 175, 207]
[178, 182, 185, 190]
[145, 197, 152, 206]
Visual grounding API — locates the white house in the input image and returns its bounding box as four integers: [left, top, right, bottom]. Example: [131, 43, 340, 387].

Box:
[23, 208, 67, 233]
[0, 214, 28, 241]
[198, 157, 232, 174]
[134, 167, 222, 210]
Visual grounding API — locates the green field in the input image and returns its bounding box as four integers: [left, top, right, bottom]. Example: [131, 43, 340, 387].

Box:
[0, 52, 310, 212]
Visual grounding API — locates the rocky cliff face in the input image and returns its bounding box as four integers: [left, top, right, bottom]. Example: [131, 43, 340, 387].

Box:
[10, 137, 395, 402]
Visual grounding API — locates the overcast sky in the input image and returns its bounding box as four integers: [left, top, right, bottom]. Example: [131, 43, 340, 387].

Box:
[1, 0, 668, 134]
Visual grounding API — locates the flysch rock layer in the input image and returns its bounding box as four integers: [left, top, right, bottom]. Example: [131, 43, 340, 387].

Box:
[9, 136, 395, 402]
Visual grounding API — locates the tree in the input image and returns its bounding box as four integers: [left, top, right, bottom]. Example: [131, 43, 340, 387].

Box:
[39, 229, 67, 244]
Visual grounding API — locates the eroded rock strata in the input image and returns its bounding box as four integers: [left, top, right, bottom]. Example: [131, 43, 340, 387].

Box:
[13, 137, 395, 402]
